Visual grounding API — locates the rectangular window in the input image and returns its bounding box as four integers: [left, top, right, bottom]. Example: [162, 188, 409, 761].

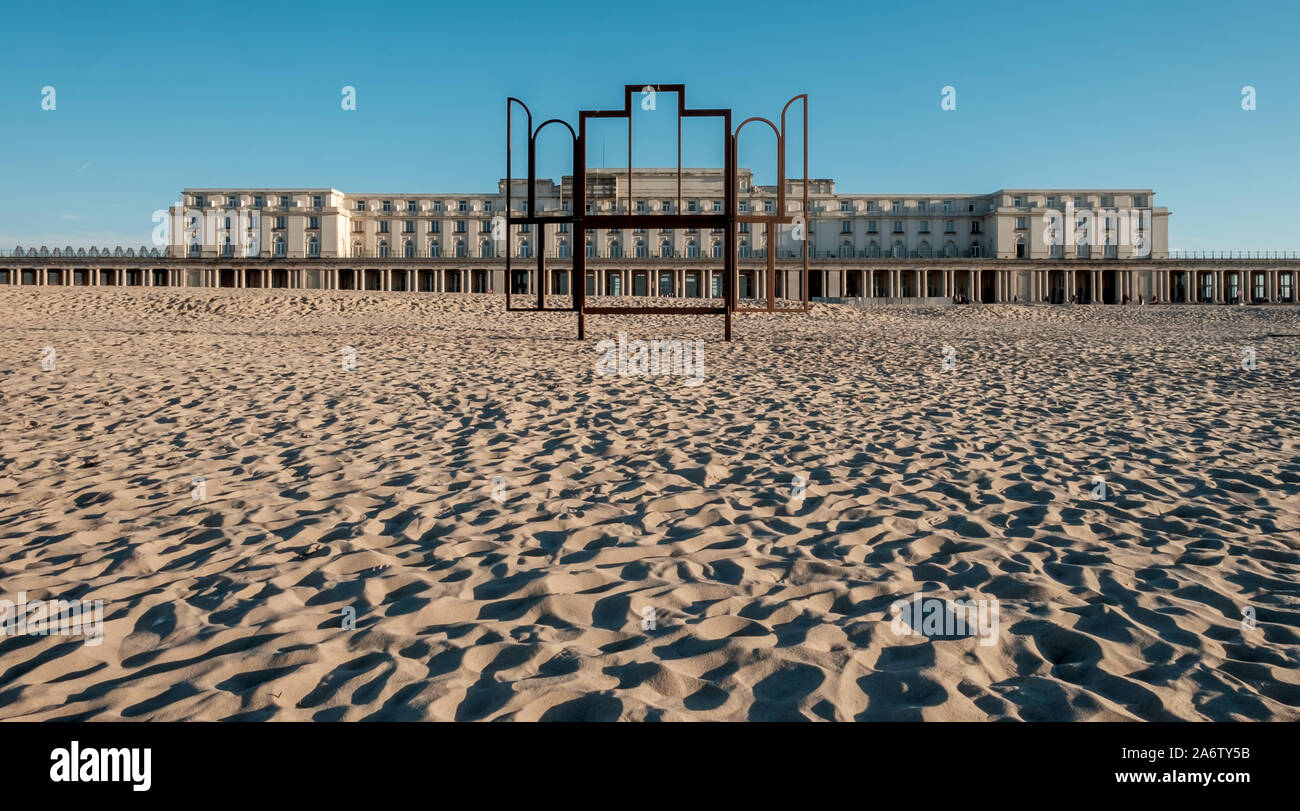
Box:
[944, 220, 955, 233]
[840, 201, 852, 213]
[279, 195, 289, 207]
[918, 220, 929, 233]
[867, 220, 878, 233]
[356, 200, 366, 211]
[458, 200, 468, 212]
[382, 200, 392, 212]
[484, 200, 493, 212]
[841, 221, 852, 233]
[275, 216, 286, 229]
[407, 200, 417, 212]
[892, 220, 904, 233]
[308, 216, 320, 229]
[558, 222, 569, 233]
[891, 200, 902, 213]
[481, 220, 491, 232]
[313, 195, 323, 208]
[1047, 196, 1058, 209]
[227, 195, 238, 207]
[763, 200, 773, 213]
[404, 220, 414, 233]
[1133, 194, 1148, 207]
[430, 221, 441, 233]
[1013, 196, 1024, 207]
[254, 195, 264, 207]
[688, 200, 699, 212]
[636, 200, 647, 213]
[379, 221, 389, 233]
[434, 200, 444, 212]
[917, 201, 928, 213]
[943, 200, 953, 213]
[1015, 217, 1027, 229]
[1101, 195, 1113, 207]
[971, 221, 982, 233]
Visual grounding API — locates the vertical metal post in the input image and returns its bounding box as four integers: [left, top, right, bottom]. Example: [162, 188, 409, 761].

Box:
[574, 132, 586, 340]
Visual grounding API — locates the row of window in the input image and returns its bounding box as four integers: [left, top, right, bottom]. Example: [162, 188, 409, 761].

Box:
[1015, 194, 1149, 209]
[192, 193, 1152, 215]
[203, 237, 986, 261]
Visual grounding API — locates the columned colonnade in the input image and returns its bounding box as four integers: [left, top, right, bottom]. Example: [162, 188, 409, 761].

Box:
[0, 261, 1295, 305]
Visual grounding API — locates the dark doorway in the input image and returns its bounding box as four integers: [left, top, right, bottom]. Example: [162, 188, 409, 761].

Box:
[980, 270, 996, 303]
[1170, 271, 1187, 303]
[511, 269, 529, 294]
[845, 270, 862, 297]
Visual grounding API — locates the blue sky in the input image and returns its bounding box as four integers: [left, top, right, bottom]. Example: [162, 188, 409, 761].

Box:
[2, 0, 1297, 250]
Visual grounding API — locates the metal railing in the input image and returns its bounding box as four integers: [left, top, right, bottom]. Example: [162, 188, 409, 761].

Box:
[2, 246, 171, 259]
[1168, 251, 1300, 260]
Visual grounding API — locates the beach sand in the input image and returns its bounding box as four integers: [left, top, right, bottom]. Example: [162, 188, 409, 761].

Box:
[1, 287, 1297, 721]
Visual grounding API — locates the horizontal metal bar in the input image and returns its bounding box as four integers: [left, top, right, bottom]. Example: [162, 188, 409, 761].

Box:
[583, 305, 727, 315]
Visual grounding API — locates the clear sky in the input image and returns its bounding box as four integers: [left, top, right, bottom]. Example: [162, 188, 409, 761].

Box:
[2, 0, 1297, 251]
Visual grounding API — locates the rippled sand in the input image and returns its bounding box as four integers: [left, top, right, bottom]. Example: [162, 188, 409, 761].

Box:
[1, 287, 1297, 721]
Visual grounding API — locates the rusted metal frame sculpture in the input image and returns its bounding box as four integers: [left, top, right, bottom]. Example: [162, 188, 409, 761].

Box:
[504, 84, 808, 340]
[732, 94, 809, 313]
[504, 99, 578, 316]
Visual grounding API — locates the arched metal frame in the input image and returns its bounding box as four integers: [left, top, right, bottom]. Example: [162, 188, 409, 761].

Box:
[505, 84, 808, 340]
[732, 93, 809, 313]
